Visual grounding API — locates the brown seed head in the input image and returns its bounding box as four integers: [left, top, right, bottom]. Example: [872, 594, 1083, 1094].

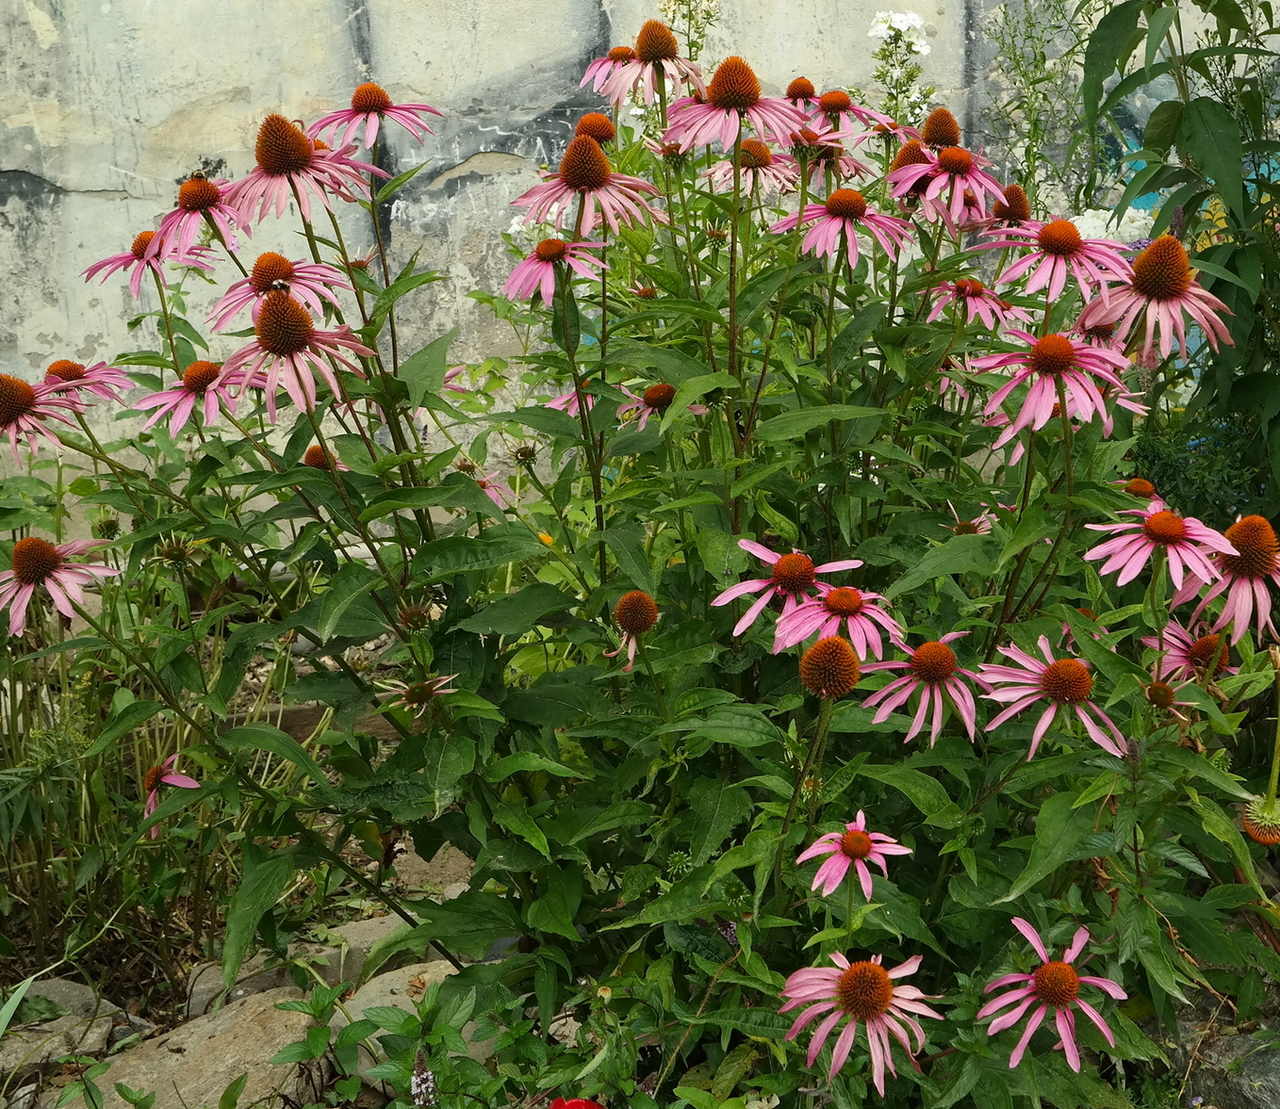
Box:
[635, 19, 679, 63]
[1032, 961, 1081, 1006]
[786, 77, 815, 100]
[559, 136, 612, 191]
[992, 184, 1030, 222]
[131, 231, 156, 259]
[1132, 235, 1193, 301]
[1188, 633, 1228, 674]
[11, 536, 62, 585]
[921, 107, 960, 147]
[771, 552, 817, 594]
[818, 90, 853, 115]
[738, 138, 773, 169]
[0, 374, 36, 428]
[46, 360, 86, 382]
[254, 291, 315, 356]
[1243, 799, 1280, 845]
[1037, 219, 1084, 256]
[614, 589, 659, 636]
[250, 251, 297, 293]
[1124, 477, 1156, 498]
[182, 360, 221, 393]
[910, 640, 957, 683]
[576, 112, 616, 143]
[835, 961, 893, 1019]
[936, 146, 973, 175]
[825, 188, 868, 220]
[891, 140, 930, 172]
[1145, 681, 1176, 709]
[351, 81, 393, 113]
[607, 45, 636, 62]
[824, 587, 864, 617]
[1222, 515, 1280, 579]
[800, 637, 861, 699]
[534, 238, 568, 263]
[642, 383, 676, 410]
[1142, 510, 1187, 544]
[255, 114, 314, 176]
[708, 57, 761, 112]
[302, 443, 336, 469]
[1040, 658, 1093, 703]
[1028, 334, 1076, 376]
[177, 175, 221, 212]
[840, 829, 873, 858]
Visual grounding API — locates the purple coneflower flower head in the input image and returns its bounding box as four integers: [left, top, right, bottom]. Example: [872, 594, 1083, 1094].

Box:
[43, 359, 132, 403]
[134, 361, 237, 436]
[149, 174, 250, 259]
[972, 331, 1129, 448]
[378, 674, 460, 720]
[810, 88, 885, 131]
[223, 115, 383, 224]
[1141, 620, 1234, 682]
[0, 374, 81, 460]
[862, 632, 985, 744]
[1170, 515, 1280, 643]
[927, 277, 1031, 330]
[301, 443, 350, 471]
[208, 251, 351, 330]
[1077, 236, 1233, 361]
[977, 917, 1126, 1072]
[704, 139, 799, 195]
[797, 811, 911, 898]
[605, 590, 659, 672]
[308, 82, 442, 148]
[773, 583, 901, 657]
[220, 290, 373, 419]
[1083, 498, 1236, 590]
[82, 231, 215, 299]
[581, 44, 639, 96]
[942, 500, 996, 535]
[981, 218, 1133, 302]
[711, 539, 862, 636]
[546, 382, 595, 418]
[780, 952, 942, 1090]
[664, 57, 805, 152]
[503, 238, 607, 303]
[770, 188, 912, 267]
[617, 383, 706, 430]
[142, 754, 201, 838]
[0, 537, 119, 637]
[598, 20, 705, 107]
[513, 136, 665, 234]
[888, 145, 1005, 229]
[981, 636, 1126, 758]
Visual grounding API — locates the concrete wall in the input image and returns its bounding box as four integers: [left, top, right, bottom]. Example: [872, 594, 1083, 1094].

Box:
[1, 0, 979, 387]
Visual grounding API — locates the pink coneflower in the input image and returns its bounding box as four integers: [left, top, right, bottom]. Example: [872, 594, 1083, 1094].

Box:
[149, 174, 250, 259]
[547, 382, 596, 417]
[0, 374, 80, 459]
[301, 443, 350, 471]
[220, 290, 373, 418]
[797, 812, 911, 898]
[473, 471, 514, 508]
[780, 952, 942, 1090]
[1142, 620, 1234, 682]
[704, 139, 799, 194]
[852, 118, 923, 146]
[971, 331, 1129, 448]
[942, 500, 995, 535]
[862, 633, 985, 744]
[810, 89, 883, 131]
[1077, 236, 1232, 360]
[888, 145, 1005, 228]
[1171, 515, 1280, 643]
[134, 360, 238, 435]
[981, 218, 1132, 302]
[223, 114, 381, 223]
[773, 583, 901, 657]
[142, 754, 201, 839]
[82, 231, 215, 299]
[599, 20, 705, 106]
[581, 45, 638, 96]
[514, 136, 665, 234]
[308, 82, 442, 148]
[977, 917, 1126, 1073]
[208, 251, 351, 330]
[1083, 498, 1236, 589]
[664, 57, 805, 152]
[43, 359, 131, 403]
[378, 674, 460, 720]
[617, 383, 706, 430]
[792, 125, 872, 182]
[0, 537, 119, 637]
[927, 278, 1031, 329]
[711, 539, 862, 636]
[605, 590, 659, 672]
[770, 188, 912, 266]
[503, 238, 607, 303]
[981, 637, 1125, 758]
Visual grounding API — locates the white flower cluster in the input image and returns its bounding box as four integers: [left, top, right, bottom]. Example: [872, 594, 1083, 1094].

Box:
[1072, 206, 1155, 244]
[868, 10, 931, 55]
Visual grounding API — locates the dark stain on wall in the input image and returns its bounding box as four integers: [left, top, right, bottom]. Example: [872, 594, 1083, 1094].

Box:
[0, 170, 66, 206]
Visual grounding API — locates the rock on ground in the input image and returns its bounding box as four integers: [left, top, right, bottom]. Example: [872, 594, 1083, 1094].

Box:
[1178, 1020, 1280, 1109]
[1, 979, 120, 1082]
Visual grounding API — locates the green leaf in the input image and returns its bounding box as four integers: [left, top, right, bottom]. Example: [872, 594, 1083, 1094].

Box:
[605, 524, 655, 592]
[754, 405, 885, 441]
[484, 752, 584, 782]
[84, 700, 165, 757]
[297, 563, 380, 643]
[997, 793, 1097, 902]
[1177, 96, 1244, 219]
[552, 269, 580, 355]
[218, 1074, 248, 1109]
[527, 868, 582, 940]
[859, 763, 963, 828]
[660, 373, 736, 434]
[375, 162, 428, 204]
[416, 531, 546, 577]
[398, 329, 457, 410]
[493, 800, 550, 858]
[882, 533, 998, 599]
[219, 725, 330, 790]
[687, 778, 752, 866]
[0, 975, 34, 1041]
[368, 270, 445, 335]
[1082, 0, 1144, 125]
[223, 845, 294, 988]
[1188, 789, 1264, 895]
[603, 868, 716, 930]
[455, 583, 577, 634]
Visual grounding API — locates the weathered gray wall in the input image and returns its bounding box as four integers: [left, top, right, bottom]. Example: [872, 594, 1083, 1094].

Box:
[1, 0, 976, 382]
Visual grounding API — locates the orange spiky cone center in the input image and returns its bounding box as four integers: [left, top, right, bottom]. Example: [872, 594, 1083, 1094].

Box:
[1145, 681, 1176, 709]
[1037, 219, 1084, 256]
[351, 82, 393, 113]
[1142, 510, 1187, 544]
[559, 136, 611, 191]
[0, 375, 36, 427]
[891, 140, 930, 171]
[1033, 961, 1080, 1006]
[576, 112, 616, 143]
[46, 360, 86, 382]
[614, 589, 659, 635]
[954, 278, 985, 298]
[824, 587, 864, 616]
[1188, 633, 1228, 674]
[921, 107, 961, 147]
[818, 90, 853, 114]
[800, 637, 861, 699]
[1222, 515, 1279, 578]
[534, 238, 568, 263]
[130, 231, 156, 259]
[1124, 477, 1156, 498]
[841, 829, 874, 858]
[825, 189, 868, 220]
[255, 114, 314, 176]
[771, 552, 817, 593]
[1028, 334, 1076, 376]
[993, 184, 1030, 222]
[708, 57, 761, 112]
[12, 537, 62, 585]
[835, 961, 893, 1019]
[182, 361, 221, 393]
[1132, 236, 1193, 300]
[936, 146, 973, 175]
[738, 139, 773, 169]
[177, 175, 221, 211]
[302, 444, 336, 469]
[255, 291, 315, 356]
[608, 45, 637, 62]
[911, 641, 957, 682]
[1040, 658, 1093, 702]
[786, 77, 815, 100]
[642, 383, 677, 410]
[250, 252, 297, 293]
[635, 19, 679, 63]
[1243, 799, 1280, 845]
